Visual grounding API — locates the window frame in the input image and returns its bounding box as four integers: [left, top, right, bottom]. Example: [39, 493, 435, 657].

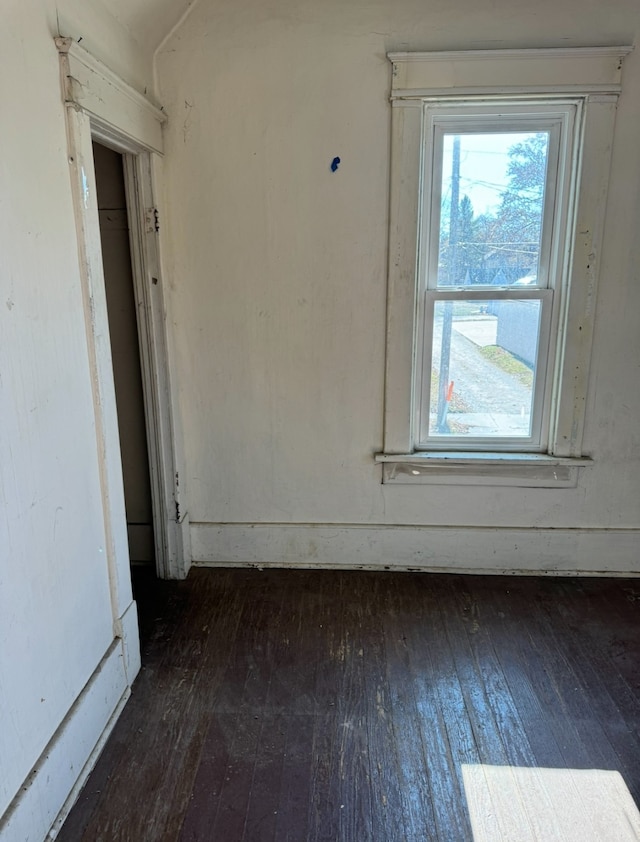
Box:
[415, 103, 577, 453]
[377, 47, 630, 486]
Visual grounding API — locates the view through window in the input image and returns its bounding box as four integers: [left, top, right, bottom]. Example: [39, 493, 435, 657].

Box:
[417, 111, 572, 451]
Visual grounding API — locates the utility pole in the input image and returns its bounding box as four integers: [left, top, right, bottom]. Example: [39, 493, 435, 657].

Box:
[436, 134, 460, 432]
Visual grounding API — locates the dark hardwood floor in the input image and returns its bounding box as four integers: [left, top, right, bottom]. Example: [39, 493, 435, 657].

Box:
[58, 568, 640, 841]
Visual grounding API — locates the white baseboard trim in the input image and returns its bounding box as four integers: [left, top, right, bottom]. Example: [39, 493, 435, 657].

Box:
[0, 638, 130, 842]
[191, 523, 640, 575]
[178, 512, 192, 580]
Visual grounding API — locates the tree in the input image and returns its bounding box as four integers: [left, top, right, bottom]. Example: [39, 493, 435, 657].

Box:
[437, 133, 549, 286]
[457, 194, 475, 282]
[439, 194, 481, 284]
[489, 132, 548, 282]
[442, 195, 498, 285]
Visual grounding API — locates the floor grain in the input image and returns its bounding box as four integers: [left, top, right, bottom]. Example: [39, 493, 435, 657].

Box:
[58, 569, 640, 842]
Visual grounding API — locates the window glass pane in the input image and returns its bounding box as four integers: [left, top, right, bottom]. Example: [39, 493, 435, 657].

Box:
[428, 299, 542, 438]
[436, 132, 549, 288]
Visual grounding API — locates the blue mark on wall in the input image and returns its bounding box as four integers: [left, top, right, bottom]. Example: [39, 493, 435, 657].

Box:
[331, 156, 341, 172]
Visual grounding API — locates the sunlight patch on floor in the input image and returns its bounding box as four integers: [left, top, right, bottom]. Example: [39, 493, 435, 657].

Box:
[462, 764, 640, 841]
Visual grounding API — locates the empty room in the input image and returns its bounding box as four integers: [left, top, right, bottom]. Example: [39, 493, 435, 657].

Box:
[2, 0, 640, 839]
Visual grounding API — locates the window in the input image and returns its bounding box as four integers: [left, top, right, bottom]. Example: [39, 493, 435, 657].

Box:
[378, 47, 629, 485]
[418, 104, 575, 452]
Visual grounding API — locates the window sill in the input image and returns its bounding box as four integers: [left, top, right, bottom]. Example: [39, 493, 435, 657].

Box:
[374, 452, 593, 487]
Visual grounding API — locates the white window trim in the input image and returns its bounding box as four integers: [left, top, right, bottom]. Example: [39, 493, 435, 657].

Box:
[378, 46, 631, 486]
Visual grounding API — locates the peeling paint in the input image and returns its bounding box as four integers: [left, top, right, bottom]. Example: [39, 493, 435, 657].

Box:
[80, 167, 90, 209]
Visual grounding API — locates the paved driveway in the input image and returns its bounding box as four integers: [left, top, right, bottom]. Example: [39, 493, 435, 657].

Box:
[430, 317, 533, 437]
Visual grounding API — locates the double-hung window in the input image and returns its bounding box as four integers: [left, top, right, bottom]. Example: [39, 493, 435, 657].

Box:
[378, 48, 629, 486]
[418, 103, 575, 452]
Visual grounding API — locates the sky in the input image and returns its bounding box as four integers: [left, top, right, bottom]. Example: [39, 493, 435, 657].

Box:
[441, 131, 543, 217]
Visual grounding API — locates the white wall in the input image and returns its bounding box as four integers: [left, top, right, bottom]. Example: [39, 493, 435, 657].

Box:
[0, 1, 146, 837]
[156, 0, 640, 572]
[57, 0, 154, 95]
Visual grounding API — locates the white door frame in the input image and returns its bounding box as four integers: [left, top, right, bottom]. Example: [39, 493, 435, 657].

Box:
[56, 36, 190, 583]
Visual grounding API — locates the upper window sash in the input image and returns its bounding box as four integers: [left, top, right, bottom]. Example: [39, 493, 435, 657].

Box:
[420, 105, 576, 296]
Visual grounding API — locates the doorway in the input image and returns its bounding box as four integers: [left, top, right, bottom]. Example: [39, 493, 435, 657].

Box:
[57, 36, 188, 584]
[93, 141, 155, 566]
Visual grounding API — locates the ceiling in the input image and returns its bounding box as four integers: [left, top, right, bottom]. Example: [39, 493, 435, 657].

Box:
[100, 0, 199, 53]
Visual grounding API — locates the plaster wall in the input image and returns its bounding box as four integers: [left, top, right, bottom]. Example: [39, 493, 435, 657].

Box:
[57, 0, 154, 95]
[1, 0, 146, 833]
[156, 0, 640, 570]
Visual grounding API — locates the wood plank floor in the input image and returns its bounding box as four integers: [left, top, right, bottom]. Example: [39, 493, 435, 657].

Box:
[58, 569, 640, 841]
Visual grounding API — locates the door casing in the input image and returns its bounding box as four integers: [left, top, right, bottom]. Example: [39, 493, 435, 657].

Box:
[57, 36, 190, 585]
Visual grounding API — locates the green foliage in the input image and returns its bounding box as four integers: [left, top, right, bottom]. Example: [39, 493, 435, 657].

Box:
[439, 132, 549, 286]
[491, 133, 548, 275]
[478, 345, 534, 387]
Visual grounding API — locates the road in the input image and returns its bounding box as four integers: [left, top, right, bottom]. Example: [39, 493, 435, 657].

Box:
[430, 317, 534, 437]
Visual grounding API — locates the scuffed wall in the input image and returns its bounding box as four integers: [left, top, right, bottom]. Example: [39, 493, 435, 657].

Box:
[1, 0, 150, 832]
[156, 0, 640, 570]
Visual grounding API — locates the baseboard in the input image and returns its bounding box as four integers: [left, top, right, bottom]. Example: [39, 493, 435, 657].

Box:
[178, 511, 192, 579]
[0, 638, 129, 842]
[190, 523, 640, 575]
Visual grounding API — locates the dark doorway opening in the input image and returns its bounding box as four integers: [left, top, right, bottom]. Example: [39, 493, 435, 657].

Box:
[93, 140, 155, 567]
